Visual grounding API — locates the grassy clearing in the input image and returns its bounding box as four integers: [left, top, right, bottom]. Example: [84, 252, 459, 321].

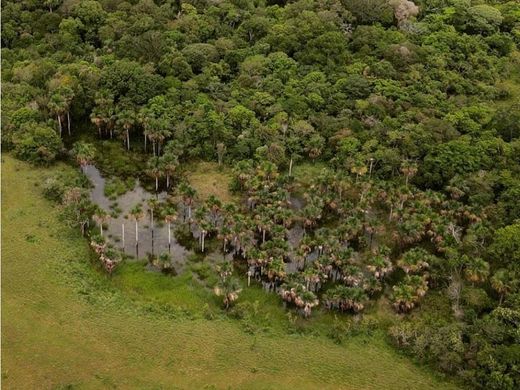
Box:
[186, 161, 237, 203]
[292, 161, 328, 188]
[2, 155, 459, 390]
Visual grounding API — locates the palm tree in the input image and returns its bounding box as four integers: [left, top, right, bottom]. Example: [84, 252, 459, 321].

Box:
[323, 285, 368, 313]
[464, 257, 489, 284]
[302, 265, 323, 293]
[71, 141, 96, 172]
[93, 207, 110, 237]
[179, 182, 196, 222]
[366, 247, 394, 280]
[300, 202, 322, 234]
[194, 205, 211, 252]
[116, 107, 137, 151]
[391, 275, 429, 313]
[160, 152, 179, 189]
[164, 206, 177, 249]
[206, 195, 222, 227]
[341, 264, 364, 287]
[491, 269, 515, 305]
[214, 275, 242, 309]
[397, 248, 432, 274]
[61, 86, 75, 136]
[279, 280, 319, 318]
[391, 283, 416, 313]
[254, 206, 273, 244]
[48, 93, 67, 136]
[93, 91, 115, 138]
[147, 198, 158, 243]
[146, 156, 163, 192]
[90, 107, 104, 137]
[129, 204, 144, 246]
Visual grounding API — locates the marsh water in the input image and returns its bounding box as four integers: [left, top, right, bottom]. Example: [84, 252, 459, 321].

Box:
[84, 164, 310, 274]
[84, 165, 192, 271]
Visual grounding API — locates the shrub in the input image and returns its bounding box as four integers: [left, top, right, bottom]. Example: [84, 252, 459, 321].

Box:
[12, 122, 62, 164]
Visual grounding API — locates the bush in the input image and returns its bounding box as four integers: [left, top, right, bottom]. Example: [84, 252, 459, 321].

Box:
[12, 122, 62, 164]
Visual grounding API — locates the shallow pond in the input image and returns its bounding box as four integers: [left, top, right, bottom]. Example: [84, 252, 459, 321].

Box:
[84, 164, 309, 275]
[84, 165, 192, 271]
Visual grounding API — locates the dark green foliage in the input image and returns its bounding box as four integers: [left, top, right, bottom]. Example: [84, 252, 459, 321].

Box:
[12, 122, 63, 164]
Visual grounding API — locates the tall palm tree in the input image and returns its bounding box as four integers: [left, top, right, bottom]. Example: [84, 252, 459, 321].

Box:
[93, 207, 110, 237]
[179, 182, 196, 222]
[146, 198, 159, 249]
[194, 205, 211, 252]
[206, 195, 222, 227]
[48, 93, 67, 136]
[160, 152, 179, 189]
[90, 107, 104, 137]
[146, 156, 163, 192]
[129, 204, 144, 246]
[164, 206, 177, 249]
[116, 107, 137, 151]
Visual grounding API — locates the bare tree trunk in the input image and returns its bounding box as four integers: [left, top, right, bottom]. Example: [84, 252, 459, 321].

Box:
[144, 133, 147, 152]
[122, 223, 125, 249]
[289, 157, 293, 176]
[155, 177, 159, 192]
[166, 174, 170, 188]
[126, 129, 130, 151]
[57, 115, 62, 137]
[201, 232, 205, 252]
[168, 222, 171, 246]
[67, 111, 71, 136]
[100, 224, 103, 237]
[135, 221, 139, 244]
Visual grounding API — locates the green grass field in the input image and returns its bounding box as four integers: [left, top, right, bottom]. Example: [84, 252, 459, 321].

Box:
[1, 155, 459, 390]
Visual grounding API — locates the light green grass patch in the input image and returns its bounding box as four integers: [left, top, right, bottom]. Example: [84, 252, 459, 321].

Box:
[187, 161, 237, 203]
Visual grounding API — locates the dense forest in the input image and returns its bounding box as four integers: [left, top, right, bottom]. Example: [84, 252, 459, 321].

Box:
[2, 0, 520, 388]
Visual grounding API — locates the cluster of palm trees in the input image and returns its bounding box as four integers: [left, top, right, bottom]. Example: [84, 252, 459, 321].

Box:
[89, 93, 175, 157]
[185, 159, 481, 317]
[70, 133, 485, 317]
